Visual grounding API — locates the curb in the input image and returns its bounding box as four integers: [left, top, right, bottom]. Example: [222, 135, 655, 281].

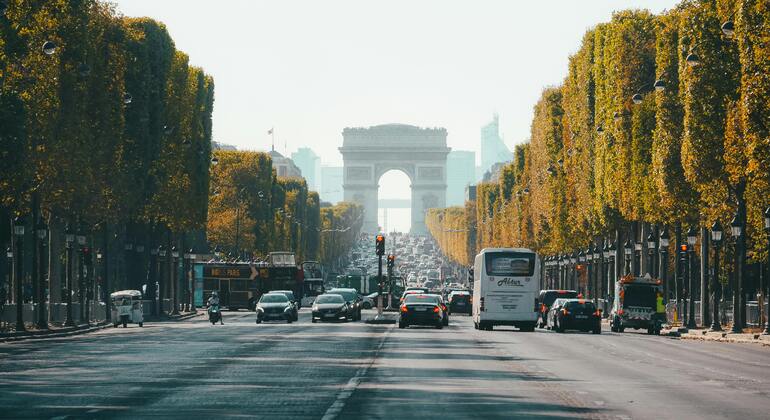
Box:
[661, 329, 770, 346]
[0, 322, 111, 343]
[144, 311, 202, 323]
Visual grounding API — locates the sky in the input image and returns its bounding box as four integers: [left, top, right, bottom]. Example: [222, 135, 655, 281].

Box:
[113, 0, 681, 232]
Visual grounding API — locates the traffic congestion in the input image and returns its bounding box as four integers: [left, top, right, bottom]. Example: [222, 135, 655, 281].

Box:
[193, 232, 667, 339]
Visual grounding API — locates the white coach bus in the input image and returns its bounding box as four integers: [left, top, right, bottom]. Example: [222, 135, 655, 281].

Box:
[472, 248, 540, 332]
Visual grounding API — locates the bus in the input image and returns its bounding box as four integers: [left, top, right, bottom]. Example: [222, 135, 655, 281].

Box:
[472, 248, 539, 332]
[301, 261, 325, 306]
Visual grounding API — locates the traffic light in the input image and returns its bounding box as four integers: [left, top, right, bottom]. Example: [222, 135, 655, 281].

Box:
[387, 255, 395, 269]
[375, 234, 385, 256]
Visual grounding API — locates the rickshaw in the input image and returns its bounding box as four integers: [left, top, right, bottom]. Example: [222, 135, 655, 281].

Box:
[110, 290, 144, 328]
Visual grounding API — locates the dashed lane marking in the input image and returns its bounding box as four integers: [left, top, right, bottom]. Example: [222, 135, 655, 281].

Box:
[321, 326, 392, 420]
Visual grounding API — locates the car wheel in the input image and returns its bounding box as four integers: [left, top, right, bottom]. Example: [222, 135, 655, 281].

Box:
[398, 322, 406, 329]
[593, 328, 601, 334]
[473, 322, 479, 330]
[363, 302, 371, 309]
[287, 318, 293, 324]
[139, 322, 143, 327]
[443, 317, 449, 326]
[312, 318, 317, 323]
[436, 323, 443, 329]
[256, 318, 262, 324]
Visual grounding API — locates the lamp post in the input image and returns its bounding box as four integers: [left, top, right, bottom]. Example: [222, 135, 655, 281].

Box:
[710, 221, 723, 331]
[6, 246, 12, 297]
[586, 247, 593, 299]
[158, 246, 166, 316]
[603, 241, 610, 300]
[686, 226, 697, 329]
[171, 247, 180, 315]
[762, 207, 770, 335]
[13, 217, 25, 332]
[187, 248, 197, 312]
[579, 249, 586, 296]
[593, 244, 601, 305]
[149, 246, 158, 316]
[730, 213, 742, 333]
[96, 249, 106, 322]
[571, 252, 578, 290]
[660, 227, 670, 302]
[646, 231, 656, 277]
[35, 220, 48, 329]
[64, 226, 75, 326]
[624, 239, 632, 276]
[77, 233, 86, 323]
[124, 241, 133, 290]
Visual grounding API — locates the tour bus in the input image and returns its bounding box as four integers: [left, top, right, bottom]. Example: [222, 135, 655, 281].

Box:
[472, 248, 539, 332]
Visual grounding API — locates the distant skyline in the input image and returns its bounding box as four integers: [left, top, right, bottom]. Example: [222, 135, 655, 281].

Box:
[114, 0, 680, 167]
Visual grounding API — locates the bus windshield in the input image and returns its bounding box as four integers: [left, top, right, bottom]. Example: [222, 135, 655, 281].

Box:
[485, 252, 535, 277]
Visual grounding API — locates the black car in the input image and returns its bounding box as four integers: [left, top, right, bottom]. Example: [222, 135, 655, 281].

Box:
[548, 299, 601, 334]
[271, 289, 300, 320]
[256, 293, 297, 324]
[447, 291, 471, 315]
[327, 288, 362, 321]
[398, 294, 445, 329]
[311, 294, 351, 322]
[538, 290, 578, 328]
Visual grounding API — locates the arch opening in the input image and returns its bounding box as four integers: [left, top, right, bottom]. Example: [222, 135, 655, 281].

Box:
[378, 169, 411, 233]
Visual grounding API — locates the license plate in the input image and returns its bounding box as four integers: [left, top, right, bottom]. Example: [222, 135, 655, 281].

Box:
[575, 315, 588, 319]
[456, 302, 465, 306]
[414, 307, 427, 311]
[324, 313, 335, 317]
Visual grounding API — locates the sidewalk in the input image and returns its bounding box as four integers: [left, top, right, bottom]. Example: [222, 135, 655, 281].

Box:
[661, 326, 770, 347]
[0, 311, 202, 343]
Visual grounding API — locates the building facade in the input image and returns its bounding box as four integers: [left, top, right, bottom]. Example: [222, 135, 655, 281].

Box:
[269, 150, 303, 179]
[446, 150, 476, 206]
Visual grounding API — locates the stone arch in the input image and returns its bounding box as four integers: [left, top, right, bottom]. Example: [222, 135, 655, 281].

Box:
[339, 124, 450, 234]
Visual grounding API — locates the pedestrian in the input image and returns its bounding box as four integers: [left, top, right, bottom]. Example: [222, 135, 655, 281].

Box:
[656, 291, 666, 324]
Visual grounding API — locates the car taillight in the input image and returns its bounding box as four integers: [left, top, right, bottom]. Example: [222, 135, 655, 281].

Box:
[618, 309, 624, 316]
[561, 308, 569, 315]
[433, 306, 440, 313]
[593, 310, 602, 317]
[541, 305, 547, 313]
[400, 305, 408, 313]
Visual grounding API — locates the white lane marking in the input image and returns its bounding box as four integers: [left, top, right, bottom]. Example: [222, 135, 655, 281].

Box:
[321, 327, 392, 420]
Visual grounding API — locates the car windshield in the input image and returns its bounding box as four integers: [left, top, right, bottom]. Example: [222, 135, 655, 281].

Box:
[330, 290, 356, 302]
[316, 295, 344, 304]
[260, 294, 289, 303]
[404, 294, 439, 304]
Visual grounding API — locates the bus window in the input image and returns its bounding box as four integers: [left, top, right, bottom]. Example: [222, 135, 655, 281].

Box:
[485, 252, 535, 277]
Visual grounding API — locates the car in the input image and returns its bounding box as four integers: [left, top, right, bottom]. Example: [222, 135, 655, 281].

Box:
[256, 293, 297, 324]
[271, 289, 301, 320]
[362, 292, 376, 309]
[537, 290, 578, 328]
[447, 291, 471, 315]
[547, 299, 601, 334]
[311, 294, 352, 322]
[545, 298, 570, 330]
[398, 294, 446, 329]
[327, 288, 362, 321]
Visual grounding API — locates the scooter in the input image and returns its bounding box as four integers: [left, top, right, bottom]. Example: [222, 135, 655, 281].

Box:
[208, 304, 222, 325]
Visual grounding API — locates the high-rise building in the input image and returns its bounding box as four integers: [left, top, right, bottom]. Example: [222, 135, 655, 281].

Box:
[291, 147, 320, 191]
[446, 150, 475, 206]
[319, 165, 343, 204]
[480, 114, 512, 176]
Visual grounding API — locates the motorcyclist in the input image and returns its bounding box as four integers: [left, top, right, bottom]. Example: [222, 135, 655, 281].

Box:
[207, 291, 223, 324]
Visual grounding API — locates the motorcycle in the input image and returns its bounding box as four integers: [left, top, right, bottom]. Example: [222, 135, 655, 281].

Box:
[208, 304, 222, 325]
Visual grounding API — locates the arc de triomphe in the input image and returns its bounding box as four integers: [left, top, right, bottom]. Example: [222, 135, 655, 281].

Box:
[339, 124, 450, 234]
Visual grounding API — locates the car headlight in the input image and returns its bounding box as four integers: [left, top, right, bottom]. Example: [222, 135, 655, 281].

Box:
[312, 306, 318, 312]
[257, 307, 264, 312]
[284, 306, 292, 312]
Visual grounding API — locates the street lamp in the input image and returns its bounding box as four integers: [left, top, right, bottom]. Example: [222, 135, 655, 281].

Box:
[764, 207, 770, 335]
[654, 79, 666, 92]
[41, 40, 57, 55]
[12, 217, 25, 332]
[624, 239, 633, 276]
[187, 248, 197, 312]
[685, 51, 700, 67]
[730, 213, 742, 333]
[710, 221, 723, 331]
[660, 227, 670, 301]
[35, 220, 47, 329]
[647, 231, 656, 277]
[721, 20, 735, 40]
[171, 246, 180, 315]
[210, 156, 219, 166]
[63, 226, 75, 326]
[686, 226, 697, 329]
[632, 93, 643, 105]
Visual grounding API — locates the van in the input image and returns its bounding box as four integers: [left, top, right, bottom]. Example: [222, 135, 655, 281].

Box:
[472, 248, 539, 332]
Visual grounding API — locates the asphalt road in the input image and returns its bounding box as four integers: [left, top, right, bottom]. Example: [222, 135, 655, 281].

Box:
[1, 310, 768, 419]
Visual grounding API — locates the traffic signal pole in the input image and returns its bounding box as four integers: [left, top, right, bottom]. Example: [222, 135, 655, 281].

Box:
[377, 255, 383, 316]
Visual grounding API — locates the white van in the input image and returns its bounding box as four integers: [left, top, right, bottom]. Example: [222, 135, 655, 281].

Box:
[472, 248, 540, 331]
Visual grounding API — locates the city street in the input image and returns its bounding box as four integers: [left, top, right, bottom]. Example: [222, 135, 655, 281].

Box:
[1, 310, 768, 419]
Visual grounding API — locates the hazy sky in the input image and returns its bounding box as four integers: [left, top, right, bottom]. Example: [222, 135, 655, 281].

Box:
[114, 0, 680, 232]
